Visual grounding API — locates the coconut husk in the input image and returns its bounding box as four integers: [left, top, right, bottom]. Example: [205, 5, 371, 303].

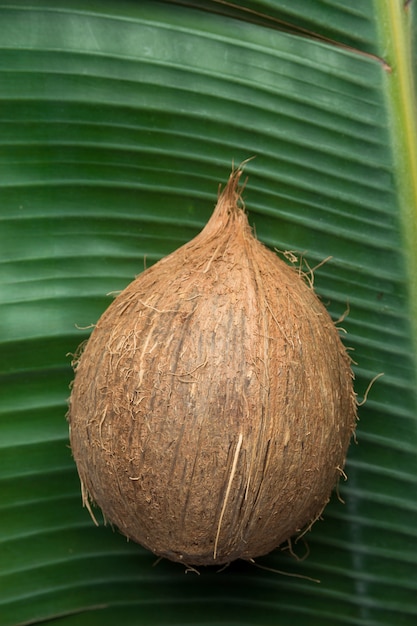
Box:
[68, 168, 357, 566]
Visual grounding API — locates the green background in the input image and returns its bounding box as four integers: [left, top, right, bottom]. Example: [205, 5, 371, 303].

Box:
[0, 1, 416, 624]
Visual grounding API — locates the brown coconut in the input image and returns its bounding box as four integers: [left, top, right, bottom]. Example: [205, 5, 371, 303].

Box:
[68, 168, 357, 566]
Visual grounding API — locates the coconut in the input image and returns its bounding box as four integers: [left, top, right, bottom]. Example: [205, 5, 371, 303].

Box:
[68, 168, 357, 566]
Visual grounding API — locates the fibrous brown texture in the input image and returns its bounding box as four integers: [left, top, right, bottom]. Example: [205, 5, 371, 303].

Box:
[68, 168, 357, 566]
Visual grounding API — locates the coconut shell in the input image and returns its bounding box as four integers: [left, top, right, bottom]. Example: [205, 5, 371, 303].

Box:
[68, 168, 357, 566]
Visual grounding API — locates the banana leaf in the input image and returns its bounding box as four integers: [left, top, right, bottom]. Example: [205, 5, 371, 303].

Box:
[0, 1, 416, 625]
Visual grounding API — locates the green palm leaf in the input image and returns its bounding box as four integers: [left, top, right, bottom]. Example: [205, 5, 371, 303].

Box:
[1, 1, 416, 625]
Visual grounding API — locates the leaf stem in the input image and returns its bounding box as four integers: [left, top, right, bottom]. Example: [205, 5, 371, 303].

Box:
[377, 0, 417, 369]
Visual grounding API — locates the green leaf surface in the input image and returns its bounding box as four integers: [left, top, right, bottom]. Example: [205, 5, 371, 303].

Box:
[1, 1, 416, 625]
